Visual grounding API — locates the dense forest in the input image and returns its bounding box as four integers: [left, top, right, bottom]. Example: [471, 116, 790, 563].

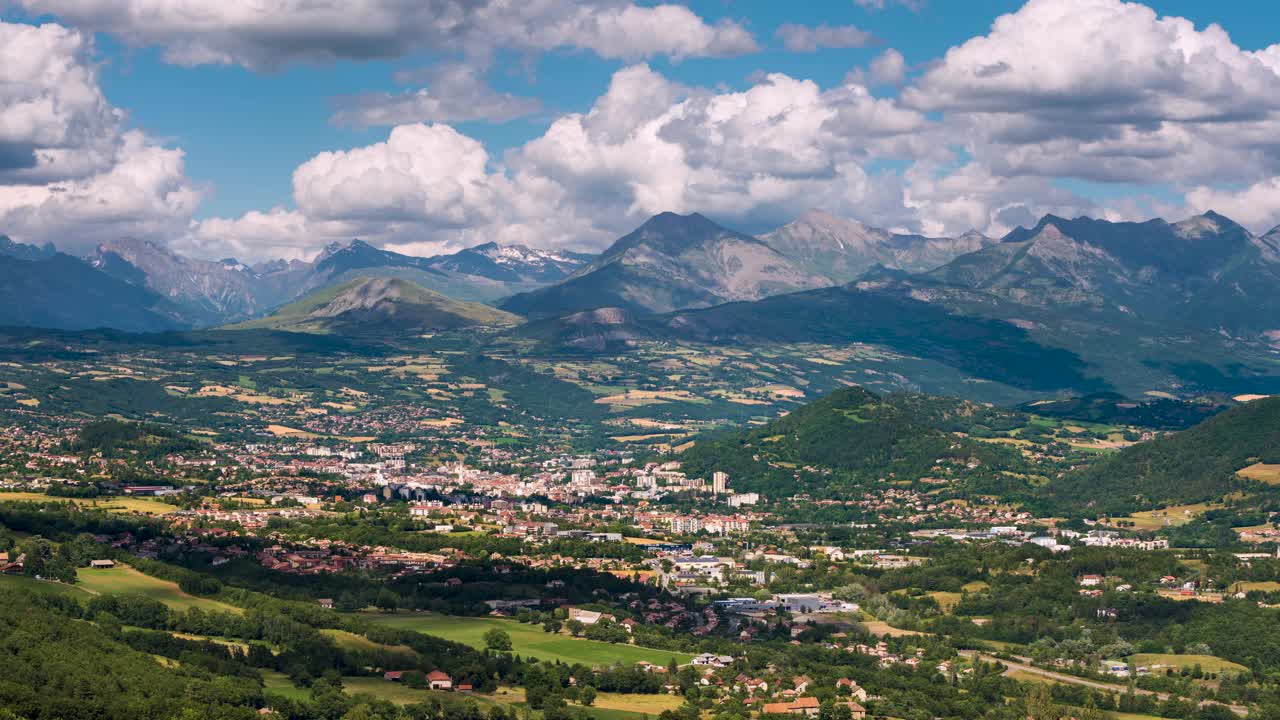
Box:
[1042, 397, 1280, 515]
[679, 387, 1025, 497]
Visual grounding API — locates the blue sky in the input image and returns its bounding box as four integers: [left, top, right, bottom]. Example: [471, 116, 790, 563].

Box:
[3, 0, 1280, 260]
[71, 0, 1272, 220]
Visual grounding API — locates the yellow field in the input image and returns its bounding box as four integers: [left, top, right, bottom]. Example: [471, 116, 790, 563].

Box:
[0, 492, 179, 515]
[927, 591, 964, 612]
[1129, 653, 1246, 675]
[1118, 502, 1222, 531]
[862, 621, 926, 637]
[595, 390, 704, 407]
[593, 693, 683, 714]
[1239, 463, 1280, 484]
[1232, 581, 1280, 593]
[743, 384, 805, 398]
[266, 424, 319, 438]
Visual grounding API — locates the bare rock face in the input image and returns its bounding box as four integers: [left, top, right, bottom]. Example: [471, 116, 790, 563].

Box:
[758, 209, 995, 284]
[502, 212, 829, 318]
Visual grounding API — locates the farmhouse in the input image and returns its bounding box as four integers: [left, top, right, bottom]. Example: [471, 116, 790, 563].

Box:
[89, 559, 116, 569]
[427, 670, 453, 690]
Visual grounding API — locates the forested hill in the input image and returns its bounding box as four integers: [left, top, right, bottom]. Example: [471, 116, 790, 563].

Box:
[1042, 397, 1280, 516]
[678, 386, 1024, 498]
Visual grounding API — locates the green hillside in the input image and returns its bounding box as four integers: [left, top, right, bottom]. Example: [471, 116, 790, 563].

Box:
[229, 276, 520, 335]
[679, 386, 1024, 498]
[1042, 396, 1280, 515]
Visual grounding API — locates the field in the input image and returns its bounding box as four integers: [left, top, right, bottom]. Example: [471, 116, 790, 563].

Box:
[927, 591, 964, 612]
[0, 573, 94, 598]
[1117, 502, 1222, 531]
[362, 613, 692, 667]
[1128, 653, 1248, 675]
[321, 628, 417, 658]
[0, 491, 179, 515]
[263, 672, 677, 720]
[262, 670, 312, 702]
[1239, 463, 1280, 484]
[341, 677, 472, 706]
[77, 565, 241, 613]
[861, 620, 927, 638]
[1232, 581, 1280, 593]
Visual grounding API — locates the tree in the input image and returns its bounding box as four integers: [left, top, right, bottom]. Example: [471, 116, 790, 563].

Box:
[579, 687, 597, 707]
[484, 628, 513, 653]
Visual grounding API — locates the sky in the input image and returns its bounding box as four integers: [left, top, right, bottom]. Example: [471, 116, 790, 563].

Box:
[2, 0, 1280, 263]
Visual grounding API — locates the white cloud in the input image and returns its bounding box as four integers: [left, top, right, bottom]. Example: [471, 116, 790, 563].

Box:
[196, 64, 940, 261]
[293, 123, 501, 228]
[869, 49, 907, 85]
[16, 0, 757, 70]
[0, 22, 121, 183]
[17, 0, 1279, 265]
[903, 0, 1280, 186]
[775, 23, 879, 52]
[0, 21, 201, 253]
[1183, 179, 1280, 234]
[331, 64, 542, 127]
[0, 131, 202, 252]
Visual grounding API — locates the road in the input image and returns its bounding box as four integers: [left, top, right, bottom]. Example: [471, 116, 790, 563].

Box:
[958, 650, 1248, 716]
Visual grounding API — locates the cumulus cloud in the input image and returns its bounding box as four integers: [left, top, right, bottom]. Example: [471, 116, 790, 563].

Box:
[17, 0, 1280, 265]
[903, 0, 1280, 186]
[1183, 179, 1280, 234]
[0, 22, 121, 183]
[15, 0, 757, 69]
[775, 23, 879, 52]
[331, 64, 541, 127]
[195, 64, 939, 261]
[0, 21, 201, 253]
[0, 131, 202, 252]
[869, 49, 907, 85]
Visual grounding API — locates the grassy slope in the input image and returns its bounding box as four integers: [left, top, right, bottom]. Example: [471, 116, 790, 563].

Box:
[230, 277, 519, 333]
[76, 565, 241, 613]
[0, 491, 179, 515]
[363, 613, 691, 667]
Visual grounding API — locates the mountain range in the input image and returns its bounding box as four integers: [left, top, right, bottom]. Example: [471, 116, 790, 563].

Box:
[0, 235, 592, 331]
[516, 210, 1280, 396]
[3, 207, 1280, 398]
[500, 210, 993, 317]
[758, 209, 995, 284]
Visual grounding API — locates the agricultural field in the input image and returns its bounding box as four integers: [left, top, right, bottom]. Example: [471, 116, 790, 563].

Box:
[76, 565, 241, 613]
[340, 678, 476, 706]
[320, 629, 417, 659]
[361, 613, 691, 667]
[1231, 581, 1280, 593]
[0, 572, 94, 598]
[0, 491, 179, 515]
[1116, 502, 1223, 531]
[1239, 463, 1280, 484]
[1127, 653, 1247, 676]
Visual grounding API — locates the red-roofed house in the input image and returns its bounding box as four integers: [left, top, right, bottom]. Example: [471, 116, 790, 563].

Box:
[427, 670, 453, 690]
